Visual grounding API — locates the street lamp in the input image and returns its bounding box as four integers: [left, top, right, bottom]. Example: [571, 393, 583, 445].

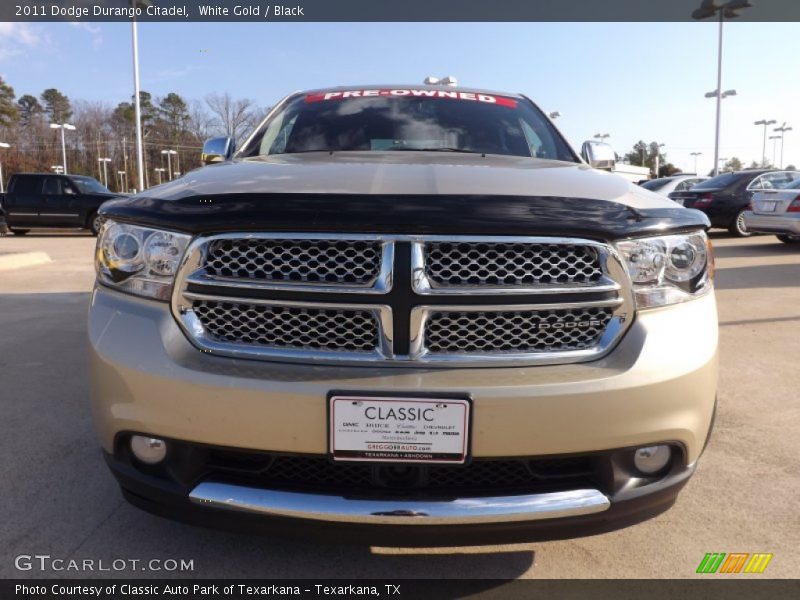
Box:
[130, 0, 152, 193]
[593, 133, 610, 142]
[161, 149, 178, 181]
[693, 0, 751, 176]
[654, 143, 665, 178]
[549, 111, 561, 120]
[718, 157, 729, 172]
[703, 88, 736, 175]
[117, 170, 128, 193]
[769, 135, 781, 168]
[0, 142, 9, 194]
[97, 157, 112, 187]
[50, 123, 76, 174]
[754, 119, 777, 167]
[690, 151, 703, 173]
[154, 167, 166, 185]
[51, 165, 64, 174]
[774, 123, 792, 169]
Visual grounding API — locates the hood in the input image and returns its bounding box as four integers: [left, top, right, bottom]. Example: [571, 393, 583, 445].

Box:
[138, 152, 678, 210]
[101, 153, 708, 239]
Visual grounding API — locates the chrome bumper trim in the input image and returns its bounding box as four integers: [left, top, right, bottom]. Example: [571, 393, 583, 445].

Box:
[188, 482, 610, 525]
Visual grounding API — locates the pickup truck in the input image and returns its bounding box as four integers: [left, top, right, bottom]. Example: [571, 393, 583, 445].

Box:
[90, 85, 718, 545]
[2, 173, 120, 235]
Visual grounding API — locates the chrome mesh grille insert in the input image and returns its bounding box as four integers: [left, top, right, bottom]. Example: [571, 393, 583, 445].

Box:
[192, 300, 379, 353]
[424, 306, 615, 354]
[173, 233, 633, 366]
[423, 241, 603, 288]
[204, 238, 382, 286]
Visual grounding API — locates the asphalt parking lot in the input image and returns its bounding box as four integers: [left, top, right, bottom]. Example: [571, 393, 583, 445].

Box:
[0, 231, 798, 579]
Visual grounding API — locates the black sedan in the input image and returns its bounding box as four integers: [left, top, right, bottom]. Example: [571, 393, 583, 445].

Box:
[669, 169, 800, 237]
[0, 202, 8, 236]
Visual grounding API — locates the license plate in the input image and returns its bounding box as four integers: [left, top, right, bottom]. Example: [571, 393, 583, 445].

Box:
[329, 395, 471, 464]
[759, 201, 777, 212]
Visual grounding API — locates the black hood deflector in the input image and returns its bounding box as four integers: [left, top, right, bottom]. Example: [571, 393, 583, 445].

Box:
[100, 193, 709, 241]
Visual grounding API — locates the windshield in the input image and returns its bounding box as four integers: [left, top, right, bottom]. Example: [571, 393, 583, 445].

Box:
[692, 172, 746, 189]
[242, 89, 576, 161]
[641, 178, 671, 191]
[71, 176, 110, 194]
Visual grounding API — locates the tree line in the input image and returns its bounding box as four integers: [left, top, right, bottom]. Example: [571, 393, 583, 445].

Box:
[0, 75, 268, 192]
[622, 140, 795, 178]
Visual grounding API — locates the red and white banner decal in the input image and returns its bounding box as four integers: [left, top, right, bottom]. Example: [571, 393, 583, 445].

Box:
[305, 89, 518, 108]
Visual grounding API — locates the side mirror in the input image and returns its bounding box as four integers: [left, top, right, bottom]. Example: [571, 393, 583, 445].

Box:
[581, 141, 617, 171]
[201, 136, 235, 165]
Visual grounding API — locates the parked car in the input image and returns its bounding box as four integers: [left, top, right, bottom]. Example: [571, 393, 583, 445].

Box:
[641, 174, 708, 197]
[2, 173, 121, 235]
[668, 169, 800, 236]
[743, 177, 800, 244]
[90, 85, 717, 544]
[0, 203, 8, 236]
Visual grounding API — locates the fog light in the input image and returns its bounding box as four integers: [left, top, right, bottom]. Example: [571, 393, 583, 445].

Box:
[634, 445, 671, 474]
[130, 436, 167, 464]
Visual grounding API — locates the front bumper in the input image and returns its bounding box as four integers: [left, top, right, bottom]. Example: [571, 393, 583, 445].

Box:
[105, 446, 696, 545]
[89, 285, 717, 539]
[743, 211, 800, 235]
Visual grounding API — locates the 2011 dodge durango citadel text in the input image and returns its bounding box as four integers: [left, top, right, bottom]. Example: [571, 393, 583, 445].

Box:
[89, 85, 718, 544]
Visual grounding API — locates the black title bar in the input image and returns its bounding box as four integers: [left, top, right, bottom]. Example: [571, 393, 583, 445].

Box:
[4, 0, 800, 22]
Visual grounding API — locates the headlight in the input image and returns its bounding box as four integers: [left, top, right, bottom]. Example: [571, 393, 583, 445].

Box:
[95, 220, 191, 300]
[615, 231, 713, 308]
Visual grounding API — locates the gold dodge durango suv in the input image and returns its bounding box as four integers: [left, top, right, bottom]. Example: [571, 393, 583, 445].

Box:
[89, 85, 718, 544]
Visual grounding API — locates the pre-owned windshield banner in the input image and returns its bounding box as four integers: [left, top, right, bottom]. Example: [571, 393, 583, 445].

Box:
[305, 89, 518, 108]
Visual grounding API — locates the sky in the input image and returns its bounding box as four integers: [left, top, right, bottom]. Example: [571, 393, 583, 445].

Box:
[0, 20, 798, 175]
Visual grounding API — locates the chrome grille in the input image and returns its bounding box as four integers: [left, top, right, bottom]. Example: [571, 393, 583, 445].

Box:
[205, 238, 382, 286]
[423, 306, 615, 354]
[172, 233, 634, 367]
[422, 241, 603, 289]
[192, 300, 379, 353]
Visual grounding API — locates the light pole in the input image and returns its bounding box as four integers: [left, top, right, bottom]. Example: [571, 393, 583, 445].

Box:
[774, 123, 792, 169]
[97, 157, 111, 187]
[654, 143, 665, 177]
[131, 0, 150, 192]
[593, 133, 610, 142]
[549, 111, 561, 120]
[0, 142, 9, 194]
[693, 0, 751, 177]
[117, 170, 128, 193]
[769, 135, 781, 168]
[161, 149, 177, 181]
[754, 119, 777, 167]
[703, 88, 736, 176]
[690, 151, 703, 173]
[154, 167, 166, 185]
[50, 123, 76, 174]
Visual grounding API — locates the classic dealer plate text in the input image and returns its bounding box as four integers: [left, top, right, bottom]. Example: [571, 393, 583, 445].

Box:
[329, 396, 470, 464]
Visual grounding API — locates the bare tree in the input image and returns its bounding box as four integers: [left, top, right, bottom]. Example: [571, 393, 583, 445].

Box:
[187, 100, 214, 141]
[205, 92, 258, 141]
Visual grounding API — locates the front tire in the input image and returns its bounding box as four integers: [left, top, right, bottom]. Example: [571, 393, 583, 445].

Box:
[728, 210, 752, 237]
[777, 234, 800, 244]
